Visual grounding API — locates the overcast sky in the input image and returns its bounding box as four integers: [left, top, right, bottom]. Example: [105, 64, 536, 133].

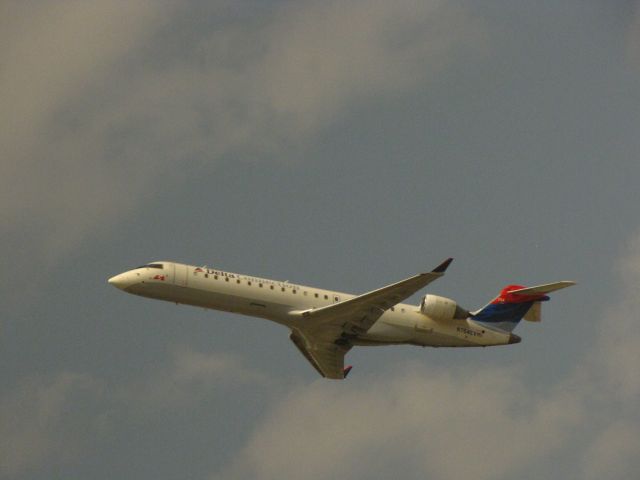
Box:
[2, 1, 640, 479]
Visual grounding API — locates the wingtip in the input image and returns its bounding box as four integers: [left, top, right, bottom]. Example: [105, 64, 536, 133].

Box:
[431, 257, 454, 274]
[343, 365, 353, 378]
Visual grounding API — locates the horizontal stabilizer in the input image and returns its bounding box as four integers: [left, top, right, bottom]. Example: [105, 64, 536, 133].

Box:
[509, 281, 576, 296]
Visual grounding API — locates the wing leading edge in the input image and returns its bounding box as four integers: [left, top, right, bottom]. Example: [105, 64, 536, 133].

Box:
[288, 258, 453, 378]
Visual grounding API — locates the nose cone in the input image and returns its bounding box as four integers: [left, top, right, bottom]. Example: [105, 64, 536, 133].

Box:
[508, 333, 522, 344]
[108, 272, 132, 290]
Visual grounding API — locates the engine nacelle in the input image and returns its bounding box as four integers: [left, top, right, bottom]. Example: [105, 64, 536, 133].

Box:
[420, 294, 469, 321]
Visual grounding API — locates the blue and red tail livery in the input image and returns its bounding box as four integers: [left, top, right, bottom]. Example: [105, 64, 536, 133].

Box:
[471, 285, 550, 332]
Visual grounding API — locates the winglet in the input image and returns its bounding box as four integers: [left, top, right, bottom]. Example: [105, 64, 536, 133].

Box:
[343, 365, 353, 378]
[431, 257, 454, 274]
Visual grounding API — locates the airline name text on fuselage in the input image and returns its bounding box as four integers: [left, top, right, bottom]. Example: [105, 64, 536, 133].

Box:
[197, 268, 303, 290]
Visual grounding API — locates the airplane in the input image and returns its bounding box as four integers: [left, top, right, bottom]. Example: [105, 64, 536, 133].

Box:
[108, 259, 575, 379]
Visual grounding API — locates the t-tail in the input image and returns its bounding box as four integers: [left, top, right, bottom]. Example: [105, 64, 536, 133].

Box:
[470, 281, 576, 333]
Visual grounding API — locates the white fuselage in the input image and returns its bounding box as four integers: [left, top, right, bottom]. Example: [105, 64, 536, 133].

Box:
[108, 261, 513, 348]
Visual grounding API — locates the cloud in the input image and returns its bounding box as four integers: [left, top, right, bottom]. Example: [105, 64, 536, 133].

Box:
[0, 347, 267, 476]
[0, 0, 177, 301]
[213, 366, 583, 480]
[0, 0, 485, 272]
[257, 0, 484, 136]
[5, 229, 640, 479]
[627, 2, 640, 68]
[211, 231, 640, 480]
[0, 0, 170, 220]
[594, 232, 640, 400]
[581, 422, 640, 480]
[116, 346, 269, 411]
[0, 372, 101, 476]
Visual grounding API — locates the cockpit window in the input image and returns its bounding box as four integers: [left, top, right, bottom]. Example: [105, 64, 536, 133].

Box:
[136, 263, 164, 269]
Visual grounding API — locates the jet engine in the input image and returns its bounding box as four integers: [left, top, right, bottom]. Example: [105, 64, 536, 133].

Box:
[420, 294, 469, 321]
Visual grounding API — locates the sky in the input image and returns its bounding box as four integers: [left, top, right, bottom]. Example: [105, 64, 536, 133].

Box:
[2, 0, 640, 478]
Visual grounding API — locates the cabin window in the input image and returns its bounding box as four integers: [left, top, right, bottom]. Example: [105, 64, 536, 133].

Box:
[303, 291, 308, 296]
[204, 273, 209, 278]
[324, 294, 328, 300]
[259, 283, 263, 288]
[334, 296, 339, 302]
[293, 290, 297, 294]
[225, 277, 229, 282]
[270, 285, 274, 290]
[314, 293, 319, 298]
[236, 279, 241, 284]
[214, 275, 218, 280]
[247, 281, 252, 286]
[282, 287, 286, 292]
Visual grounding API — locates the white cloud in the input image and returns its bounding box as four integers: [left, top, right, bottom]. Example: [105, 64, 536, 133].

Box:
[210, 231, 640, 480]
[0, 0, 485, 270]
[214, 366, 583, 480]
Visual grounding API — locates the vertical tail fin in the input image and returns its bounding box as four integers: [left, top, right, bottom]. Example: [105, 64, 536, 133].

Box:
[470, 282, 575, 332]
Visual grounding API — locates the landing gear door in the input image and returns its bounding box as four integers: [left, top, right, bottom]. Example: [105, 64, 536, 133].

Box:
[174, 263, 188, 287]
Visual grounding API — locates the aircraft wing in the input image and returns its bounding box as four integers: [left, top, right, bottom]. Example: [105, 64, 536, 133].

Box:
[297, 258, 452, 336]
[289, 258, 452, 378]
[289, 331, 350, 379]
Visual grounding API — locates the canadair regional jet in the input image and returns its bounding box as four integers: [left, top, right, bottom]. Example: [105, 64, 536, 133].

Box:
[108, 259, 575, 379]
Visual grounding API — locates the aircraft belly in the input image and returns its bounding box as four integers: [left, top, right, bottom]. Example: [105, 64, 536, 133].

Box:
[415, 331, 476, 347]
[366, 312, 487, 347]
[361, 321, 414, 343]
[412, 319, 509, 347]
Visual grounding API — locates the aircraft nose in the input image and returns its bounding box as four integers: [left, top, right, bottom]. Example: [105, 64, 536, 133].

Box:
[508, 333, 522, 344]
[108, 273, 130, 290]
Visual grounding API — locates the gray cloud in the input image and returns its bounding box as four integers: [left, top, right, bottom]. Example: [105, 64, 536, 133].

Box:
[115, 345, 270, 411]
[209, 232, 640, 480]
[581, 422, 640, 480]
[4, 3, 638, 479]
[0, 372, 100, 476]
[0, 0, 484, 269]
[256, 1, 485, 136]
[4, 234, 640, 479]
[594, 232, 640, 401]
[0, 346, 266, 476]
[627, 2, 640, 67]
